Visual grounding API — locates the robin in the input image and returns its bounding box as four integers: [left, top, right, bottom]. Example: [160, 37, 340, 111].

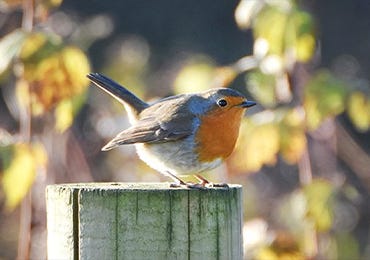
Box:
[87, 73, 256, 188]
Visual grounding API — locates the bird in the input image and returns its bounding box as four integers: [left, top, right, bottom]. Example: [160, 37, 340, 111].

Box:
[87, 73, 256, 188]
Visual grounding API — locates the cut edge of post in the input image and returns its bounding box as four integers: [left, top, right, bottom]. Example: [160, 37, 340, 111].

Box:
[46, 182, 242, 191]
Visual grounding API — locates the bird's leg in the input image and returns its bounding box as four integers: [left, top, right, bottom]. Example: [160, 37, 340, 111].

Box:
[194, 174, 210, 186]
[165, 171, 187, 188]
[166, 172, 205, 189]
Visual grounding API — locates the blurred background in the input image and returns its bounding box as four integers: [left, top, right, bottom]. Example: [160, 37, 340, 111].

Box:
[0, 0, 369, 259]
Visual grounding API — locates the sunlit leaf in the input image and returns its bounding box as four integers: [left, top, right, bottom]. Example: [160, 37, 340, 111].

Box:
[20, 32, 61, 65]
[286, 10, 316, 62]
[55, 92, 86, 132]
[232, 117, 280, 172]
[303, 179, 334, 232]
[335, 233, 360, 260]
[61, 46, 90, 91]
[174, 57, 216, 93]
[1, 143, 47, 210]
[231, 107, 307, 172]
[279, 109, 306, 164]
[247, 71, 277, 107]
[55, 99, 74, 133]
[256, 231, 304, 260]
[20, 35, 90, 114]
[252, 5, 315, 66]
[253, 6, 287, 56]
[347, 91, 370, 132]
[40, 0, 63, 9]
[304, 70, 347, 130]
[295, 33, 315, 62]
[0, 29, 27, 75]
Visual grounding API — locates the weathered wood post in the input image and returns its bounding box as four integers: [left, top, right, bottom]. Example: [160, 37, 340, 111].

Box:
[46, 183, 243, 259]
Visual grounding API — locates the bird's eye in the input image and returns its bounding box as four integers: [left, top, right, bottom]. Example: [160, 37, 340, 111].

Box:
[217, 99, 228, 107]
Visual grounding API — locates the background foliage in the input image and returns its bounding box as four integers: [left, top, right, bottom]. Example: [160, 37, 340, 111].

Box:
[0, 0, 369, 259]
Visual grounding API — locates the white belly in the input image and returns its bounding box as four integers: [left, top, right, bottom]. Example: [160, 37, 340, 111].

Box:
[135, 137, 222, 176]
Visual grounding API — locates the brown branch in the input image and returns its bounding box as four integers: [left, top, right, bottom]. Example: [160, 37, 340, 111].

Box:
[22, 0, 34, 32]
[336, 121, 370, 191]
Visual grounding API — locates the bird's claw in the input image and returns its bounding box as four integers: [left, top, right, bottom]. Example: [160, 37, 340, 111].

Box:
[169, 182, 206, 189]
[206, 182, 229, 188]
[169, 182, 229, 189]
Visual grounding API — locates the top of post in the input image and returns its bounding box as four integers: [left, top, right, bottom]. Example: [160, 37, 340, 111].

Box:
[47, 182, 242, 191]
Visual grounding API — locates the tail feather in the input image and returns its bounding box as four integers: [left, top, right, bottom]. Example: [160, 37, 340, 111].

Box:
[87, 73, 148, 116]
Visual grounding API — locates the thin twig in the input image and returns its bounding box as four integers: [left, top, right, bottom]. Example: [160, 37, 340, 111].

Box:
[22, 0, 34, 32]
[17, 0, 35, 258]
[17, 193, 32, 260]
[298, 145, 312, 185]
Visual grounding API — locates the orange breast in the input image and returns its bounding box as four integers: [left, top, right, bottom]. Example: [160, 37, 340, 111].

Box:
[195, 107, 245, 162]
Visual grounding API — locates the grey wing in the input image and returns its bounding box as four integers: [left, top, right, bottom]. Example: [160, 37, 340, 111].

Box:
[101, 113, 195, 151]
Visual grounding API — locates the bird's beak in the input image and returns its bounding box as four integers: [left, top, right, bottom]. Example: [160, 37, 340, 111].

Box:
[240, 100, 256, 108]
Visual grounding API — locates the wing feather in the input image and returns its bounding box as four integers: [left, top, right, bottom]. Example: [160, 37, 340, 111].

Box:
[102, 97, 196, 151]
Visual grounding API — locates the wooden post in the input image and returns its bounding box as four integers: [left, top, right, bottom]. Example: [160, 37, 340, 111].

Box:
[46, 183, 243, 259]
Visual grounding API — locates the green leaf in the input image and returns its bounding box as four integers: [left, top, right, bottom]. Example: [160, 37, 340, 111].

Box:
[303, 179, 334, 232]
[286, 10, 316, 62]
[304, 70, 348, 130]
[335, 233, 360, 260]
[253, 6, 288, 56]
[247, 71, 277, 107]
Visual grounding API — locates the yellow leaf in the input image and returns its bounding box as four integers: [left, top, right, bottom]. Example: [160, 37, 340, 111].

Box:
[280, 130, 306, 164]
[174, 57, 216, 94]
[233, 119, 280, 172]
[304, 70, 347, 130]
[296, 33, 315, 62]
[347, 91, 370, 132]
[40, 0, 63, 9]
[20, 32, 61, 65]
[256, 247, 279, 260]
[279, 109, 306, 164]
[287, 10, 316, 63]
[55, 99, 73, 133]
[20, 32, 48, 60]
[54, 92, 86, 132]
[253, 6, 315, 64]
[303, 180, 334, 232]
[60, 46, 90, 92]
[21, 42, 90, 114]
[1, 143, 47, 210]
[253, 6, 288, 55]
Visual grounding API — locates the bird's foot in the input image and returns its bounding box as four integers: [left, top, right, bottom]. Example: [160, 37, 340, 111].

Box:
[168, 173, 229, 189]
[206, 182, 229, 188]
[194, 175, 229, 188]
[169, 182, 206, 189]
